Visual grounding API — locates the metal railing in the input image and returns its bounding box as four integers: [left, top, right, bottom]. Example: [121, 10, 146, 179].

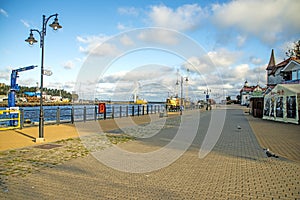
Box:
[0, 109, 21, 130]
[17, 104, 166, 129]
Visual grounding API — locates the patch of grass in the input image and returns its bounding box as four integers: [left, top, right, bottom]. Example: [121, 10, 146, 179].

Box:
[106, 134, 135, 144]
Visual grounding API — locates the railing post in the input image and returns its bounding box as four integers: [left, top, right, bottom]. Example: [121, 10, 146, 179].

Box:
[142, 105, 145, 115]
[56, 107, 60, 125]
[83, 106, 86, 122]
[94, 106, 97, 121]
[20, 109, 24, 129]
[120, 106, 122, 118]
[71, 107, 74, 124]
[137, 105, 140, 116]
[112, 106, 114, 119]
[104, 107, 107, 120]
[132, 105, 134, 117]
[158, 105, 160, 113]
[151, 105, 153, 114]
[126, 106, 128, 117]
[146, 105, 149, 115]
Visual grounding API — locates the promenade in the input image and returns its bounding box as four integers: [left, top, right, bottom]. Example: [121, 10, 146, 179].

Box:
[0, 105, 299, 199]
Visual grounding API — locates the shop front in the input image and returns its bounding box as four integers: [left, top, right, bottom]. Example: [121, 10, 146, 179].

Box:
[263, 84, 300, 124]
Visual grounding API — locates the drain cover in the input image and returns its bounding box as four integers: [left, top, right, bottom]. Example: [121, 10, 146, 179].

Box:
[34, 144, 62, 149]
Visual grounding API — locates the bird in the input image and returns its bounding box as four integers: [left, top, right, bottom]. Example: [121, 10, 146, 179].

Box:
[263, 148, 279, 158]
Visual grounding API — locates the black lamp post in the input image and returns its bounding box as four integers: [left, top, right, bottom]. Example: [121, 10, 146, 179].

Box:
[204, 88, 211, 110]
[25, 14, 62, 142]
[176, 75, 188, 115]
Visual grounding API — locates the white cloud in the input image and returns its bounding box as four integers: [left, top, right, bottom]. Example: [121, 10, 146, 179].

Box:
[117, 23, 127, 30]
[0, 8, 8, 17]
[212, 0, 300, 44]
[62, 60, 74, 69]
[0, 72, 9, 80]
[20, 19, 30, 28]
[233, 64, 249, 80]
[120, 35, 134, 46]
[237, 35, 246, 47]
[148, 4, 206, 31]
[184, 48, 239, 73]
[77, 35, 120, 56]
[249, 56, 263, 65]
[138, 29, 179, 45]
[208, 48, 240, 68]
[118, 7, 139, 16]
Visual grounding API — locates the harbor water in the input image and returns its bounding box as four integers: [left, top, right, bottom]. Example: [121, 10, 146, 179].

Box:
[0, 104, 165, 127]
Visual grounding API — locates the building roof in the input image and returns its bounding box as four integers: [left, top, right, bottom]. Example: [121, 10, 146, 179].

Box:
[266, 49, 276, 70]
[268, 84, 300, 95]
[269, 57, 297, 75]
[281, 59, 300, 72]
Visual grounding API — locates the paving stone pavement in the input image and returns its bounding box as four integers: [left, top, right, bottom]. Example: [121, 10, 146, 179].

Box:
[0, 109, 299, 199]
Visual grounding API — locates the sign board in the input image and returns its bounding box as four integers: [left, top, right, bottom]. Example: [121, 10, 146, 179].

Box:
[98, 103, 106, 114]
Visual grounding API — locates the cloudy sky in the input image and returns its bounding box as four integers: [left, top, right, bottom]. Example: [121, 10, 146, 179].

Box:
[0, 0, 299, 102]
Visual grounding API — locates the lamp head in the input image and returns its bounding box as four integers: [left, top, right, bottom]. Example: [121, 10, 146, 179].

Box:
[25, 32, 38, 45]
[49, 17, 62, 30]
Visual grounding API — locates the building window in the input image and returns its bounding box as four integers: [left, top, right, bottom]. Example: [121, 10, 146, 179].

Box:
[292, 70, 300, 80]
[292, 71, 297, 80]
[287, 96, 296, 118]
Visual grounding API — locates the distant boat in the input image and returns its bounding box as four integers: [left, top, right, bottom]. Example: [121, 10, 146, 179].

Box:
[132, 81, 147, 105]
[135, 98, 148, 105]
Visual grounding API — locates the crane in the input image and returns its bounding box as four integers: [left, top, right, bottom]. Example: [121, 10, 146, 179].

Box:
[8, 65, 37, 107]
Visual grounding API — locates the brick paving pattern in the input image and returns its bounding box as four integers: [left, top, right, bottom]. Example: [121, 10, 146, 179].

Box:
[0, 108, 299, 199]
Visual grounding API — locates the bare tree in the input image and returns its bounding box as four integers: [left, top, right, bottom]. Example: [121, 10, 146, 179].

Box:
[286, 40, 300, 59]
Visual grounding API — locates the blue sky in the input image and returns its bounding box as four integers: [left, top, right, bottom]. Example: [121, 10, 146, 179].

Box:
[0, 0, 299, 101]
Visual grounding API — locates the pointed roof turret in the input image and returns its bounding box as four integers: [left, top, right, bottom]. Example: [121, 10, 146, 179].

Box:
[266, 49, 275, 70]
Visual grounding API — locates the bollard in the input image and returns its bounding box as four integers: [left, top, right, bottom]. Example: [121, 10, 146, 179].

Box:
[20, 109, 24, 129]
[83, 106, 86, 122]
[94, 106, 97, 121]
[120, 106, 122, 118]
[71, 107, 74, 124]
[132, 105, 134, 117]
[142, 105, 145, 115]
[126, 106, 128, 117]
[56, 107, 60, 125]
[112, 106, 114, 119]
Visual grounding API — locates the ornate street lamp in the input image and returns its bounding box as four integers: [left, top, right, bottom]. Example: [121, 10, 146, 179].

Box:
[25, 14, 62, 142]
[204, 88, 211, 110]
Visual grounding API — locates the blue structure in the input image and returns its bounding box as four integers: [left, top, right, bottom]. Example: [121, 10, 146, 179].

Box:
[8, 65, 37, 126]
[8, 65, 37, 107]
